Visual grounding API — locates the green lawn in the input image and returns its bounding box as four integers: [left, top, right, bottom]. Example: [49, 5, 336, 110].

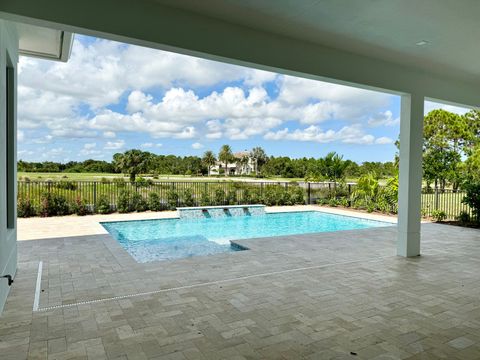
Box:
[17, 172, 309, 182]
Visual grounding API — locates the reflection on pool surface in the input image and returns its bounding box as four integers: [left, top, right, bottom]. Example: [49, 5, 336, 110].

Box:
[102, 211, 390, 263]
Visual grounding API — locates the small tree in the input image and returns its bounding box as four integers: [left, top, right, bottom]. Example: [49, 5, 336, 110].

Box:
[250, 147, 268, 175]
[218, 145, 233, 177]
[113, 149, 152, 182]
[202, 150, 216, 176]
[462, 182, 480, 223]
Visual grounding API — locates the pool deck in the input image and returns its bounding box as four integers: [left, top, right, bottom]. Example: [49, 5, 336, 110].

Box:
[3, 207, 480, 359]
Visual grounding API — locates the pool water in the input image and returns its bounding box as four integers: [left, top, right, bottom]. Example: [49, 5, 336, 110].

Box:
[102, 211, 390, 263]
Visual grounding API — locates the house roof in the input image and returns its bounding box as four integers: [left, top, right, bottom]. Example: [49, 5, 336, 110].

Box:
[233, 151, 250, 159]
[16, 22, 73, 62]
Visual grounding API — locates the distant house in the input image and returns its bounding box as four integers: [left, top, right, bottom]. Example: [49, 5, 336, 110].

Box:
[210, 151, 257, 176]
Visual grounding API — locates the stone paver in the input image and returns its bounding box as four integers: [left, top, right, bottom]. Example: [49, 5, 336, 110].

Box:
[1, 209, 479, 359]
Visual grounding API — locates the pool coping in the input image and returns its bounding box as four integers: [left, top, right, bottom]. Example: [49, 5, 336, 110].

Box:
[18, 205, 402, 241]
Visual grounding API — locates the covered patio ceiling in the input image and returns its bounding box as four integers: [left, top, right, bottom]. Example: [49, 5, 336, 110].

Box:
[1, 0, 480, 107]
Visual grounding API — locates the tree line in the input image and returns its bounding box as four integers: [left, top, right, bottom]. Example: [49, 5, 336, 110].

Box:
[18, 147, 396, 182]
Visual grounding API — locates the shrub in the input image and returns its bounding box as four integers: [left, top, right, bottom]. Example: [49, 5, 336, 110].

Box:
[117, 190, 132, 213]
[226, 190, 237, 205]
[262, 187, 275, 206]
[328, 198, 339, 207]
[100, 177, 110, 184]
[431, 210, 447, 222]
[316, 198, 328, 206]
[456, 211, 471, 223]
[39, 192, 70, 216]
[338, 197, 349, 207]
[182, 188, 195, 207]
[166, 190, 179, 210]
[53, 194, 71, 216]
[214, 189, 225, 205]
[289, 187, 305, 205]
[96, 195, 112, 214]
[199, 191, 211, 206]
[462, 182, 480, 223]
[351, 173, 379, 209]
[250, 188, 263, 204]
[136, 177, 153, 187]
[148, 192, 163, 211]
[17, 196, 36, 217]
[113, 177, 126, 187]
[72, 197, 89, 216]
[56, 180, 77, 191]
[131, 192, 148, 212]
[242, 188, 252, 204]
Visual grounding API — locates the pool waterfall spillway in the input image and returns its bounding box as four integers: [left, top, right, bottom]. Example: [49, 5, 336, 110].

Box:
[177, 205, 266, 219]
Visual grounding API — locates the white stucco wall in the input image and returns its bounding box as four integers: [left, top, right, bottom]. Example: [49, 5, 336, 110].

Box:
[0, 19, 18, 314]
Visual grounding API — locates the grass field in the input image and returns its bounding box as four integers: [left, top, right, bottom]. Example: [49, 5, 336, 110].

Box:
[17, 172, 309, 183]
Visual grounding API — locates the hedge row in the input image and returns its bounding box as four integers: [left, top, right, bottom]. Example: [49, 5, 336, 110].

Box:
[17, 186, 306, 217]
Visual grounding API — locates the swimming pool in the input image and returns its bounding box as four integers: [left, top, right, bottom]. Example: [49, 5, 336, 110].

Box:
[102, 211, 390, 263]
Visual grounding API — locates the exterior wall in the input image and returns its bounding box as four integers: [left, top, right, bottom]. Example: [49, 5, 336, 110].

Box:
[210, 157, 256, 176]
[0, 20, 18, 314]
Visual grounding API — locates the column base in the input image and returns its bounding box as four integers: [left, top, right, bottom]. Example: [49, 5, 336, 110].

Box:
[397, 231, 420, 257]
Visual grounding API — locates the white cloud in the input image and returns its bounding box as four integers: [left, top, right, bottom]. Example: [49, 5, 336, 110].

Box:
[17, 35, 398, 154]
[375, 137, 394, 145]
[80, 142, 101, 156]
[243, 69, 277, 86]
[40, 147, 71, 160]
[103, 131, 116, 138]
[32, 134, 53, 144]
[141, 142, 162, 148]
[368, 110, 399, 127]
[18, 149, 34, 158]
[191, 142, 204, 149]
[264, 124, 389, 145]
[104, 140, 125, 150]
[17, 130, 25, 142]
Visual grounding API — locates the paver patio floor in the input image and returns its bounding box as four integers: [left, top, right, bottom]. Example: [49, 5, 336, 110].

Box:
[1, 211, 480, 359]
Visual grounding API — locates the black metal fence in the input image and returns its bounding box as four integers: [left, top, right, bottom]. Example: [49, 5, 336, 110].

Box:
[18, 180, 307, 210]
[17, 180, 471, 220]
[420, 188, 471, 220]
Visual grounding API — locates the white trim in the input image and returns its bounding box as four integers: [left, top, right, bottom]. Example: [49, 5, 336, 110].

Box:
[32, 261, 43, 312]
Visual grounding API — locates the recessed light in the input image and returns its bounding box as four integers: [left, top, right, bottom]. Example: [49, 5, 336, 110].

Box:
[416, 40, 430, 46]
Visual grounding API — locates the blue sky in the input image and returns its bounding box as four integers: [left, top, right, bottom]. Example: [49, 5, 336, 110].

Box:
[17, 35, 469, 163]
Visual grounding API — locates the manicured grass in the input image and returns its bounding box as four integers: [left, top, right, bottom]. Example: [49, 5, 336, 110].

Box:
[17, 172, 306, 182]
[18, 172, 125, 181]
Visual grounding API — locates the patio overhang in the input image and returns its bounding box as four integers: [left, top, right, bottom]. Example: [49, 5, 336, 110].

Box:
[1, 0, 480, 107]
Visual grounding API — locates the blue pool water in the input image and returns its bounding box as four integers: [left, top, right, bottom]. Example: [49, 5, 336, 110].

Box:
[102, 211, 390, 263]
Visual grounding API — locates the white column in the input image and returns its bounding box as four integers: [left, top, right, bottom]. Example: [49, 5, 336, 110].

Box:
[397, 93, 424, 257]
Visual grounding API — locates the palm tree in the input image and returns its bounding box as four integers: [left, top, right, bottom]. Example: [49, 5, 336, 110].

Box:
[323, 151, 348, 182]
[202, 150, 216, 176]
[250, 146, 268, 175]
[218, 145, 233, 177]
[236, 153, 249, 175]
[113, 149, 152, 182]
